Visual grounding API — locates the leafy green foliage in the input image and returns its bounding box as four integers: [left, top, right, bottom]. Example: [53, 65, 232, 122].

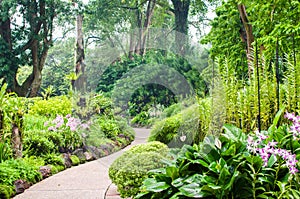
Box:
[42, 39, 75, 95]
[131, 111, 151, 126]
[0, 137, 11, 163]
[136, 123, 300, 198]
[0, 184, 14, 199]
[42, 153, 65, 168]
[218, 54, 300, 132]
[97, 51, 207, 116]
[109, 141, 169, 198]
[0, 159, 42, 187]
[28, 96, 72, 117]
[23, 131, 57, 157]
[148, 99, 211, 147]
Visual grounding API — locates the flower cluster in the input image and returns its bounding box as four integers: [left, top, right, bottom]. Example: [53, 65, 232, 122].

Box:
[284, 112, 300, 139]
[45, 114, 91, 132]
[247, 130, 298, 175]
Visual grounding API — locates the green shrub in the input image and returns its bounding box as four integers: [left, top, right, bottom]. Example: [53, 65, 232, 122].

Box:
[28, 96, 71, 117]
[131, 111, 150, 126]
[23, 132, 56, 156]
[22, 156, 45, 169]
[42, 153, 65, 167]
[0, 138, 11, 163]
[0, 184, 14, 199]
[97, 116, 121, 138]
[149, 103, 208, 147]
[0, 159, 42, 187]
[109, 141, 169, 198]
[161, 102, 183, 118]
[23, 114, 49, 131]
[70, 155, 80, 166]
[50, 165, 65, 174]
[114, 116, 135, 141]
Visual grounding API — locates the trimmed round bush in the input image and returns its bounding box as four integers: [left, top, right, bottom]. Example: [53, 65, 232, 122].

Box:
[109, 141, 169, 198]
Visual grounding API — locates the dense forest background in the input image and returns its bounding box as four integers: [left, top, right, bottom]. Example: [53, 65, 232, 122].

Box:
[1, 0, 300, 123]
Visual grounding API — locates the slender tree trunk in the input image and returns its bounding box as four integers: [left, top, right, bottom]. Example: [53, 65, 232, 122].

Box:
[171, 0, 190, 55]
[140, 0, 156, 55]
[74, 14, 86, 93]
[238, 4, 254, 76]
[134, 9, 143, 55]
[11, 114, 23, 159]
[129, 30, 136, 60]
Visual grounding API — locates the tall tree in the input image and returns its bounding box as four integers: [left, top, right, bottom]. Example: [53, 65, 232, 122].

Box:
[238, 4, 254, 75]
[74, 13, 86, 92]
[0, 0, 71, 97]
[171, 0, 190, 55]
[203, 0, 300, 78]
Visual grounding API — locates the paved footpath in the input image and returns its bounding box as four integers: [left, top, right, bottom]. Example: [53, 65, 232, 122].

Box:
[14, 128, 150, 199]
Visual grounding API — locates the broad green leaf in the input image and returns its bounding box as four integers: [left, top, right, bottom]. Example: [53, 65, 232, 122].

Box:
[143, 178, 170, 192]
[267, 154, 277, 167]
[221, 144, 236, 156]
[272, 106, 285, 127]
[166, 166, 179, 180]
[179, 183, 208, 198]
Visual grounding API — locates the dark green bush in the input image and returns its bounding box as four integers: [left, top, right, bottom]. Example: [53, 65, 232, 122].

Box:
[23, 132, 56, 156]
[109, 141, 169, 198]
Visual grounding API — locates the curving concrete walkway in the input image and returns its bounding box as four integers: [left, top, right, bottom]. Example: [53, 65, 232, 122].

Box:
[14, 128, 150, 199]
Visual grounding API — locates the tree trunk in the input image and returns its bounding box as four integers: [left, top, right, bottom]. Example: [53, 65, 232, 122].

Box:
[238, 4, 254, 76]
[129, 30, 136, 60]
[140, 0, 156, 55]
[11, 114, 23, 159]
[74, 14, 86, 93]
[171, 0, 190, 55]
[134, 9, 143, 55]
[0, 0, 53, 97]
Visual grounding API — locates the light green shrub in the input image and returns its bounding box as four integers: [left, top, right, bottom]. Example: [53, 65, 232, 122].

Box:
[148, 102, 209, 147]
[28, 96, 71, 117]
[70, 155, 80, 166]
[0, 184, 14, 199]
[109, 141, 169, 198]
[42, 153, 65, 167]
[0, 159, 42, 187]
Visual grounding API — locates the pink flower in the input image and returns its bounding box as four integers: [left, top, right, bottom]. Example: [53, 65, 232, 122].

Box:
[285, 112, 295, 121]
[268, 140, 277, 147]
[290, 167, 298, 175]
[48, 126, 56, 131]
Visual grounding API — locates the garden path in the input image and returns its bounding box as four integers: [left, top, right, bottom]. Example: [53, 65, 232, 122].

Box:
[13, 128, 150, 199]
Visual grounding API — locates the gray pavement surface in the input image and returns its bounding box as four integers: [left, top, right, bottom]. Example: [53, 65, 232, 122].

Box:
[13, 128, 150, 199]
